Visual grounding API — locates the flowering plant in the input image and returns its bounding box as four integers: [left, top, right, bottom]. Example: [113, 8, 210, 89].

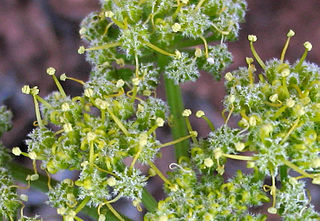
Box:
[1, 0, 320, 220]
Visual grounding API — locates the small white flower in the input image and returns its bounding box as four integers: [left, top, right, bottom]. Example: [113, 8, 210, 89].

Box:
[172, 23, 181, 32]
[84, 88, 94, 97]
[61, 103, 70, 111]
[63, 123, 73, 133]
[204, 158, 214, 167]
[78, 46, 86, 54]
[304, 41, 312, 51]
[235, 142, 245, 152]
[281, 68, 290, 77]
[207, 57, 215, 64]
[225, 72, 233, 81]
[156, 118, 165, 127]
[287, 29, 295, 37]
[182, 109, 192, 117]
[87, 132, 97, 142]
[195, 48, 202, 57]
[105, 11, 114, 18]
[12, 147, 22, 156]
[116, 79, 125, 88]
[248, 35, 257, 42]
[196, 110, 205, 118]
[46, 67, 56, 76]
[60, 73, 67, 81]
[132, 77, 140, 86]
[29, 151, 37, 160]
[20, 194, 28, 202]
[269, 94, 278, 103]
[286, 98, 295, 108]
[21, 85, 31, 94]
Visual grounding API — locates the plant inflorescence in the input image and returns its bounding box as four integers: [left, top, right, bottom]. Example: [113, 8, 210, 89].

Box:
[1, 0, 320, 221]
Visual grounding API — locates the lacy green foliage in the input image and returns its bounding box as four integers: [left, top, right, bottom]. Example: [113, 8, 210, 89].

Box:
[277, 178, 319, 220]
[165, 52, 199, 84]
[48, 179, 79, 211]
[79, 0, 246, 84]
[0, 106, 20, 219]
[0, 105, 12, 137]
[0, 167, 20, 219]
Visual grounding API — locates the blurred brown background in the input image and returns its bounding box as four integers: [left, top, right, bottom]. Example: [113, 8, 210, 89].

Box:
[1, 0, 320, 220]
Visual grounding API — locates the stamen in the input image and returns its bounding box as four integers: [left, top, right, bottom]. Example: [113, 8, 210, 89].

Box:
[280, 30, 295, 62]
[296, 41, 312, 70]
[143, 41, 176, 57]
[283, 160, 314, 178]
[74, 196, 90, 214]
[45, 169, 52, 190]
[182, 109, 198, 144]
[199, 35, 209, 58]
[130, 133, 148, 170]
[105, 105, 129, 136]
[60, 74, 85, 85]
[222, 153, 258, 161]
[148, 160, 173, 186]
[135, 54, 140, 78]
[46, 67, 67, 97]
[280, 117, 300, 144]
[105, 202, 125, 221]
[224, 105, 234, 125]
[169, 163, 192, 173]
[267, 174, 277, 214]
[195, 0, 206, 11]
[84, 42, 121, 51]
[246, 57, 255, 86]
[25, 86, 44, 128]
[248, 35, 266, 70]
[196, 110, 215, 131]
[155, 133, 196, 149]
[103, 22, 114, 36]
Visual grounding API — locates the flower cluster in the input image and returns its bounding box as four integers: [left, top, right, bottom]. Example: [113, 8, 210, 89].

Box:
[17, 1, 248, 218]
[20, 64, 170, 218]
[145, 31, 320, 219]
[145, 165, 268, 221]
[13, 0, 320, 220]
[79, 0, 246, 84]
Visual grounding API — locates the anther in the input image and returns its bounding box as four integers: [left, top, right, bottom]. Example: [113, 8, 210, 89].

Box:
[225, 72, 233, 81]
[105, 11, 114, 18]
[182, 109, 192, 117]
[172, 23, 181, 32]
[248, 35, 266, 70]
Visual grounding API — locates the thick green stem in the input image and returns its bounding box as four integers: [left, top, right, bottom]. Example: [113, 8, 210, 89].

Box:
[159, 55, 189, 160]
[141, 189, 157, 212]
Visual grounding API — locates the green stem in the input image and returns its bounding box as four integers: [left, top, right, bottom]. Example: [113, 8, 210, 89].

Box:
[86, 42, 121, 51]
[52, 75, 67, 98]
[33, 95, 43, 128]
[144, 41, 176, 57]
[141, 189, 157, 212]
[249, 42, 266, 70]
[74, 196, 90, 214]
[283, 160, 314, 178]
[160, 54, 189, 160]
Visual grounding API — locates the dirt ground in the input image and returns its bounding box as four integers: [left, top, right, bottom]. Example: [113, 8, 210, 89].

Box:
[1, 0, 320, 220]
